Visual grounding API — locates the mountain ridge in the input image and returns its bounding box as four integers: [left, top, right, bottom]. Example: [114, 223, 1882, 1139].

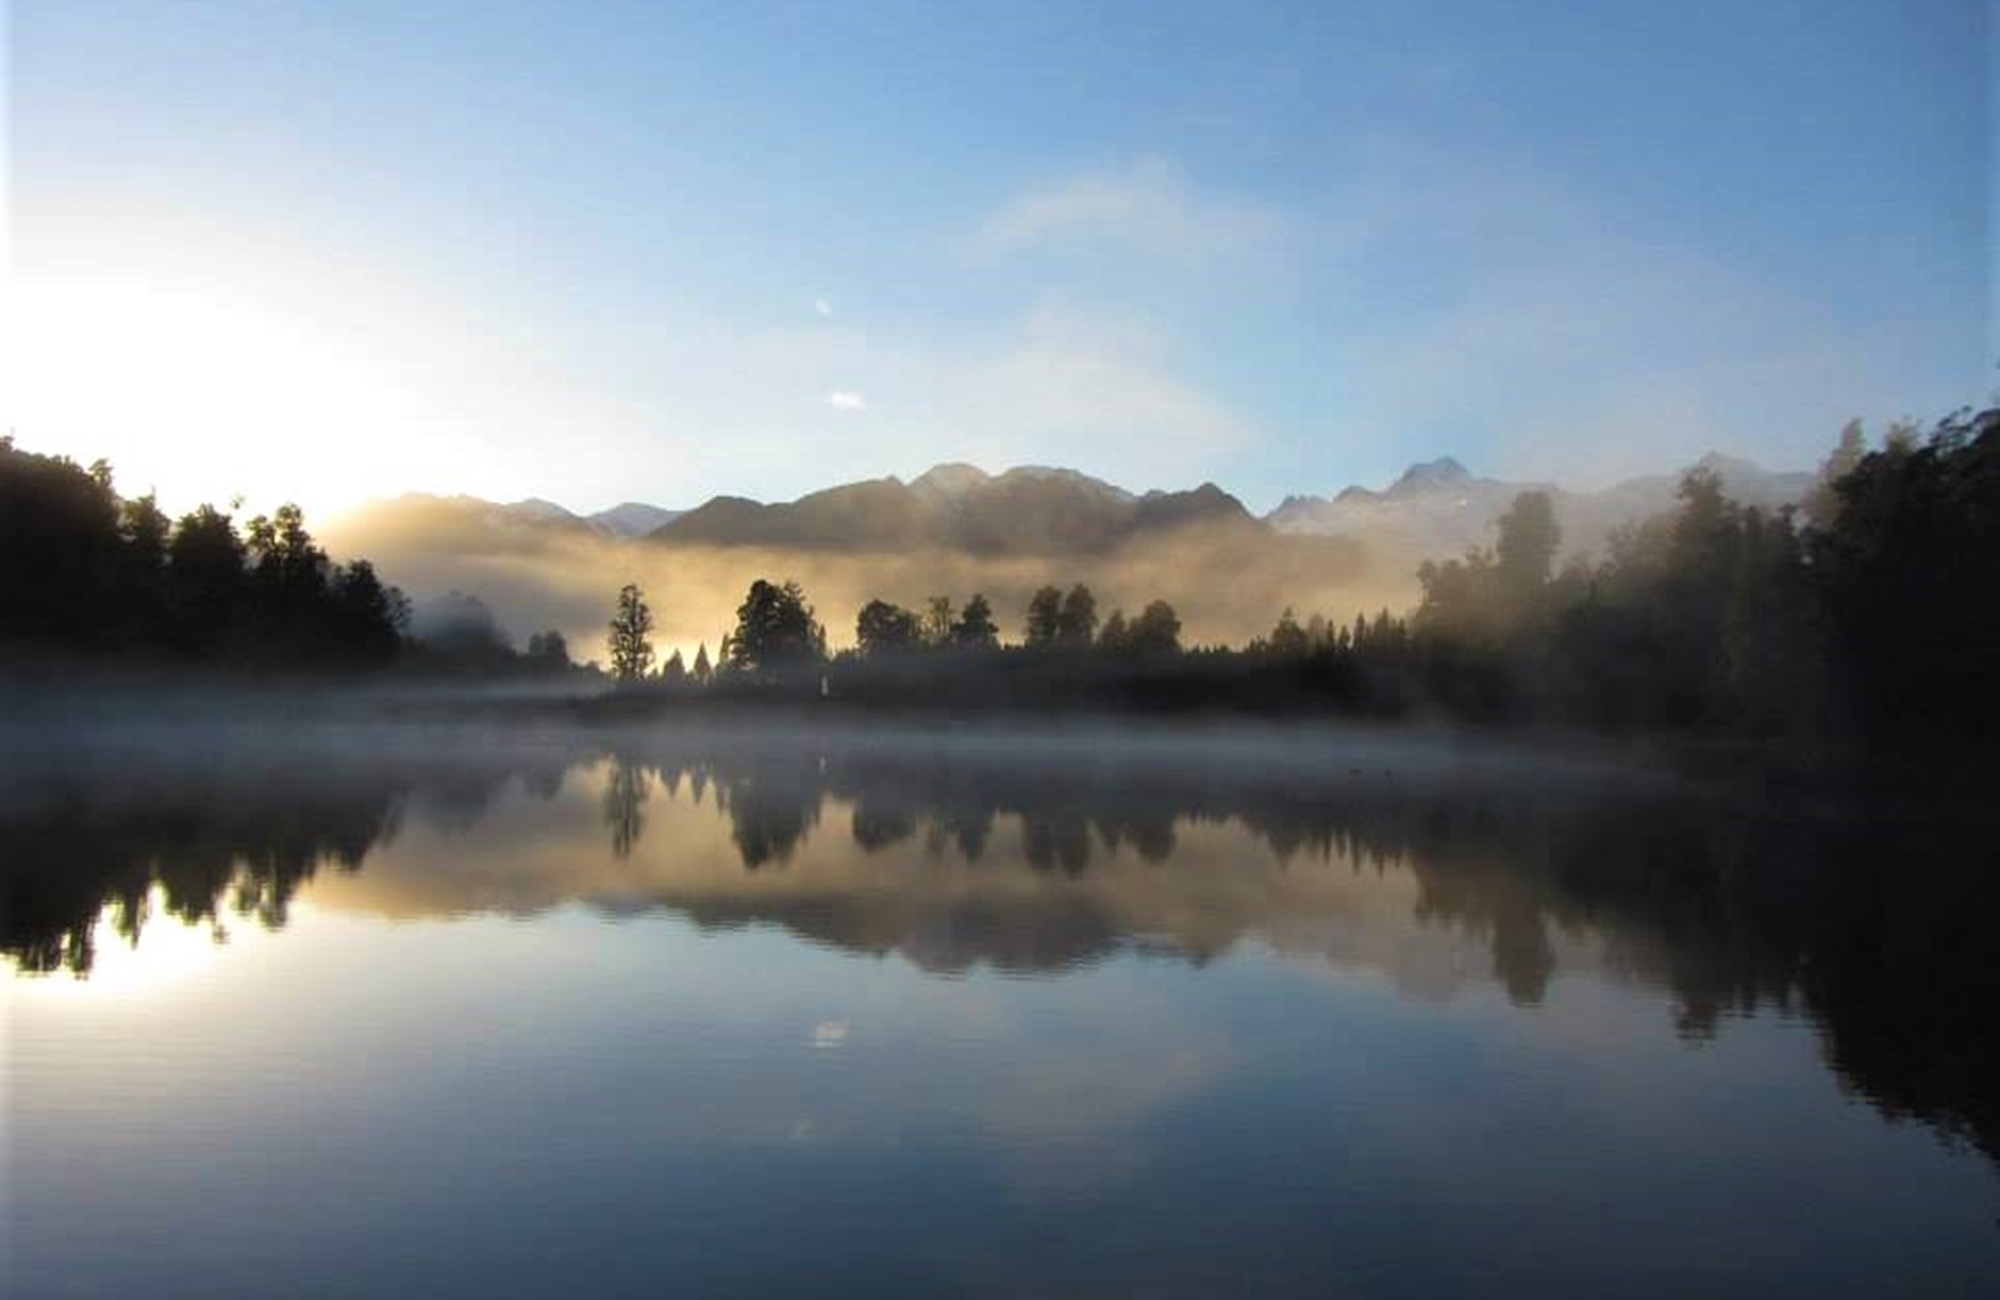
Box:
[340, 450, 1816, 560]
[321, 452, 1812, 659]
[646, 463, 1244, 555]
[342, 451, 1812, 563]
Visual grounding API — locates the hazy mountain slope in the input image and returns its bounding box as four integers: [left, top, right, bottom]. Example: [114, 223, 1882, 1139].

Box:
[590, 502, 684, 536]
[1268, 453, 1812, 561]
[322, 451, 1807, 663]
[650, 464, 1250, 555]
[324, 473, 1374, 662]
[659, 478, 946, 551]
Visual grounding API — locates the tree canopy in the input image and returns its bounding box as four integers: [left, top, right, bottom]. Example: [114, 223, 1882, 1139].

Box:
[0, 437, 408, 669]
[727, 579, 825, 674]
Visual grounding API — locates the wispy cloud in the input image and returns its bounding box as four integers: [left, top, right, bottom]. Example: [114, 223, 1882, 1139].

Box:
[825, 389, 867, 411]
[814, 298, 833, 318]
[975, 157, 1285, 261]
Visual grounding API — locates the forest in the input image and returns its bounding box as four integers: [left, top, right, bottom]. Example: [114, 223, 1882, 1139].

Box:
[4, 404, 1995, 750]
[603, 406, 1998, 749]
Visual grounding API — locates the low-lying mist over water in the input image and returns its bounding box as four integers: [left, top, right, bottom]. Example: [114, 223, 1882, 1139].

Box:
[322, 495, 1386, 658]
[317, 448, 1816, 659]
[8, 722, 1998, 1297]
[8, 2, 1994, 1292]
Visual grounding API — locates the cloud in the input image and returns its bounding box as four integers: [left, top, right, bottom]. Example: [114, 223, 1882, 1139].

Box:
[975, 157, 1285, 261]
[825, 389, 867, 411]
[814, 298, 833, 318]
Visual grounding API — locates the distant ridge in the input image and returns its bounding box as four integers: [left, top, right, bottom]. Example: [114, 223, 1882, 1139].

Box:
[344, 451, 1811, 566]
[1267, 454, 1812, 560]
[590, 502, 685, 536]
[647, 464, 1246, 555]
[323, 451, 1813, 659]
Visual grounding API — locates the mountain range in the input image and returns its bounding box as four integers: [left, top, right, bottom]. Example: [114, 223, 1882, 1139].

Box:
[651, 464, 1258, 554]
[356, 451, 1809, 561]
[322, 451, 1812, 654]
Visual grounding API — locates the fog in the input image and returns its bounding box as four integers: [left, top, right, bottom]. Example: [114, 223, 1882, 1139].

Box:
[320, 506, 1399, 658]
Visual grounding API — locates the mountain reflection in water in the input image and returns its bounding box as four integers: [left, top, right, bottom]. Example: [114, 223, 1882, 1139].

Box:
[7, 722, 1997, 1177]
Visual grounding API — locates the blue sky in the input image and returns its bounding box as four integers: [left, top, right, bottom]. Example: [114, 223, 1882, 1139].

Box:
[7, 0, 1993, 515]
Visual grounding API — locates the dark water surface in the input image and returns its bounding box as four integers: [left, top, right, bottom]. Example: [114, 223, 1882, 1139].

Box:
[6, 722, 1998, 1298]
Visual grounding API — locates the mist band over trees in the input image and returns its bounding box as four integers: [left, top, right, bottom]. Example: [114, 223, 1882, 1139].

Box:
[4, 406, 1996, 752]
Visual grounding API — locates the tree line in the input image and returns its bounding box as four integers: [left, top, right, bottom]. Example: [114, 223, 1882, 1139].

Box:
[601, 578, 1194, 682]
[1399, 406, 1998, 745]
[0, 436, 590, 676]
[9, 400, 1994, 747]
[0, 437, 408, 669]
[598, 405, 1998, 748]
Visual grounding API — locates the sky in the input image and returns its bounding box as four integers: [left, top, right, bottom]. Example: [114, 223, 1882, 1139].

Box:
[4, 0, 1994, 517]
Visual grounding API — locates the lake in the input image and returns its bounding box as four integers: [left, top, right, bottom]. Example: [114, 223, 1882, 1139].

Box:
[6, 721, 1997, 1297]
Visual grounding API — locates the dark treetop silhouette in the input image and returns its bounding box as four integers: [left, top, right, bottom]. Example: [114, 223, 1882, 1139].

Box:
[585, 407, 1998, 754]
[6, 406, 1996, 752]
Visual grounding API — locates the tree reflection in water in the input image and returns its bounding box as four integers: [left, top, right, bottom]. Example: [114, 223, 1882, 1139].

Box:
[3, 726, 1995, 1166]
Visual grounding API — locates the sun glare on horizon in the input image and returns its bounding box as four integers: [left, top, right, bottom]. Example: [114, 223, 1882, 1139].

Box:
[7, 277, 430, 517]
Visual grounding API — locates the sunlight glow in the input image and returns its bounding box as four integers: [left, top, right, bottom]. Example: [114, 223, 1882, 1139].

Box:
[6, 280, 401, 516]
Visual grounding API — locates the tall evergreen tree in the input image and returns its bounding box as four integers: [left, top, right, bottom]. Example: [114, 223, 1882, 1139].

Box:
[607, 583, 656, 682]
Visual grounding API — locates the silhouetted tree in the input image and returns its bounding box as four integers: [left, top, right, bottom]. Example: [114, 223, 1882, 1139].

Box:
[1056, 583, 1098, 646]
[526, 629, 572, 673]
[1809, 405, 2000, 744]
[1268, 607, 1308, 658]
[165, 504, 247, 652]
[952, 593, 999, 649]
[607, 583, 656, 683]
[1023, 585, 1062, 648]
[1127, 600, 1182, 656]
[1494, 490, 1560, 596]
[1804, 418, 1868, 529]
[116, 492, 171, 640]
[246, 504, 328, 603]
[692, 641, 713, 684]
[327, 560, 408, 665]
[1098, 608, 1130, 653]
[727, 579, 824, 674]
[856, 598, 923, 657]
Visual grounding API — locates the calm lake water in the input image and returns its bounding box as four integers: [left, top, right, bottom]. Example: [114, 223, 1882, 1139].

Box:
[6, 722, 1997, 1298]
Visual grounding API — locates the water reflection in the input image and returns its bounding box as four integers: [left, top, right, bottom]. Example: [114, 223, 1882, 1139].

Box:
[5, 724, 1998, 1170]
